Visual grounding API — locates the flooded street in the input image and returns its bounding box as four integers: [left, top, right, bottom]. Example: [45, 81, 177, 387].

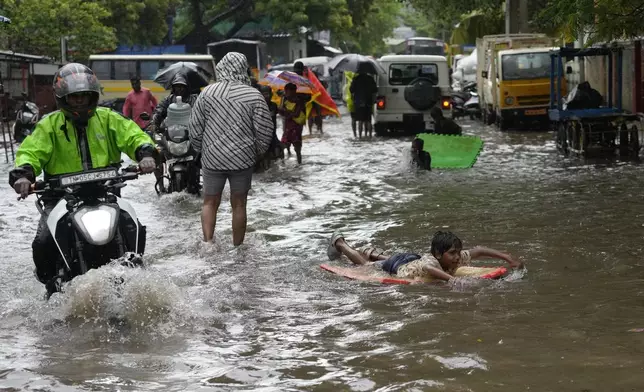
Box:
[1, 114, 644, 391]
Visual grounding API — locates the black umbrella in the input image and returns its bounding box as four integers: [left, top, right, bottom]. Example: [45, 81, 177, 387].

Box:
[327, 54, 384, 75]
[154, 61, 212, 90]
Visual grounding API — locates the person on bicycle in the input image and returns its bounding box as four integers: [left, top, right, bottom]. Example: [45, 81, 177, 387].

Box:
[8, 63, 157, 292]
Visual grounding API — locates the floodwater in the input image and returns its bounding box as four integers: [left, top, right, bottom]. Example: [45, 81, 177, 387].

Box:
[1, 114, 644, 391]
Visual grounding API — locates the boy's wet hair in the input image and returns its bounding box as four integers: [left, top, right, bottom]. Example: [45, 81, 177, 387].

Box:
[285, 82, 297, 92]
[412, 138, 424, 149]
[430, 231, 462, 258]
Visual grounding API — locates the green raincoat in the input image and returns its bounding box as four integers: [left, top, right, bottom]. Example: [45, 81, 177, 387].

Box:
[344, 71, 356, 113]
[14, 107, 154, 178]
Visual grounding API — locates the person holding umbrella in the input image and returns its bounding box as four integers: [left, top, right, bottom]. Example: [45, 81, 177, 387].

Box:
[152, 74, 199, 129]
[349, 62, 378, 138]
[151, 61, 211, 128]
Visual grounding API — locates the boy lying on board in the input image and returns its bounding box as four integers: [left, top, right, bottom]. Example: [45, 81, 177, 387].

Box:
[327, 231, 523, 281]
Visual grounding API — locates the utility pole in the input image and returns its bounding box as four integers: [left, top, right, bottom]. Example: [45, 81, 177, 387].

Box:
[505, 0, 530, 34]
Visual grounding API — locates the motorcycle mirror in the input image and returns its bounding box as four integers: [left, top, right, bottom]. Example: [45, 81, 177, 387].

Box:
[139, 112, 150, 121]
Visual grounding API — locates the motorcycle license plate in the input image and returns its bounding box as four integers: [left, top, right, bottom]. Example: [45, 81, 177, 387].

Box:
[166, 155, 194, 166]
[525, 109, 547, 116]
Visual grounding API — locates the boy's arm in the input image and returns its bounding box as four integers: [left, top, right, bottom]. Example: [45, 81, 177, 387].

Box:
[468, 246, 523, 268]
[422, 265, 454, 281]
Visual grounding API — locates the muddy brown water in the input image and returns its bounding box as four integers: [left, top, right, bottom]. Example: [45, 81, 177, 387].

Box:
[1, 116, 643, 391]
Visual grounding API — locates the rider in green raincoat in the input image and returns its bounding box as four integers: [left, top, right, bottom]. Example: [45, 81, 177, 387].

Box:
[8, 63, 157, 292]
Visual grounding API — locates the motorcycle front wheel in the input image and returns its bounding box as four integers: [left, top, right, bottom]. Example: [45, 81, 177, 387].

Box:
[171, 171, 186, 193]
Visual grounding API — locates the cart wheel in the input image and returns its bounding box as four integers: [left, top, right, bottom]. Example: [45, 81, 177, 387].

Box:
[557, 123, 569, 155]
[571, 122, 581, 151]
[630, 125, 641, 156]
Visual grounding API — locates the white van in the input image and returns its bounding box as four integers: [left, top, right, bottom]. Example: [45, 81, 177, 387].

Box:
[374, 55, 451, 135]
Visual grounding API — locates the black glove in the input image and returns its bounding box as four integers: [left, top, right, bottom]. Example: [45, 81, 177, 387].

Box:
[13, 177, 31, 199]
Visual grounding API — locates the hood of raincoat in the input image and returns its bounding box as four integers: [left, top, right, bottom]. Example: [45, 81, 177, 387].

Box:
[215, 52, 251, 85]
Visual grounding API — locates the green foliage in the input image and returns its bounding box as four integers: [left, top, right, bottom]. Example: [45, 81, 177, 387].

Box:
[405, 0, 503, 37]
[400, 7, 434, 37]
[97, 0, 175, 45]
[174, 0, 401, 55]
[535, 0, 644, 43]
[255, 0, 352, 34]
[0, 0, 117, 61]
[337, 0, 402, 55]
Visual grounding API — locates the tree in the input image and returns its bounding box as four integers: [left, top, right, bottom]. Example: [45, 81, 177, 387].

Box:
[404, 0, 503, 38]
[400, 6, 434, 37]
[98, 0, 177, 46]
[336, 0, 402, 55]
[535, 0, 644, 43]
[0, 0, 117, 61]
[175, 0, 352, 52]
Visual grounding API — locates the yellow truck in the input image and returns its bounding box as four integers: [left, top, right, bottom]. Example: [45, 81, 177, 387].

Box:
[476, 34, 562, 130]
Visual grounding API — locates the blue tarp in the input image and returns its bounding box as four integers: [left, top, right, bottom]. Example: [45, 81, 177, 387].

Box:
[109, 45, 187, 55]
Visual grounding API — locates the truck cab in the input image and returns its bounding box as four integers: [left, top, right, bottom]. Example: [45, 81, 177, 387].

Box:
[485, 47, 564, 129]
[476, 34, 561, 130]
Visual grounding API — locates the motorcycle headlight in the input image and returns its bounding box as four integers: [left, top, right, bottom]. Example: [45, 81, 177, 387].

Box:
[22, 112, 33, 122]
[505, 97, 515, 105]
[167, 140, 190, 156]
[167, 125, 188, 142]
[71, 205, 119, 246]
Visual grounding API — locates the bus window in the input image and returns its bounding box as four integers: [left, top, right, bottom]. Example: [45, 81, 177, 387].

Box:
[140, 60, 160, 80]
[114, 60, 137, 80]
[92, 60, 111, 81]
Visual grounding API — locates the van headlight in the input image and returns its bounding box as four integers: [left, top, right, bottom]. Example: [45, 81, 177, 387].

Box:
[505, 97, 515, 105]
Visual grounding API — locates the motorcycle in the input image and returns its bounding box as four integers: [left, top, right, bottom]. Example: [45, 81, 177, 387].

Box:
[28, 166, 146, 299]
[464, 92, 481, 120]
[13, 93, 39, 143]
[451, 81, 478, 120]
[151, 109, 200, 196]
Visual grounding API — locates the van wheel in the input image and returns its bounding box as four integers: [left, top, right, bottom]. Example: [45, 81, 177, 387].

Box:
[374, 123, 387, 136]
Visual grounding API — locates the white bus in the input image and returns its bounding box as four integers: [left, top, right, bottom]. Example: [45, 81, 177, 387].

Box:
[88, 54, 216, 101]
[393, 37, 447, 56]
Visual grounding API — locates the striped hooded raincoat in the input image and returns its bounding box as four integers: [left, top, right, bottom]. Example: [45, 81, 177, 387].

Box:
[188, 52, 273, 171]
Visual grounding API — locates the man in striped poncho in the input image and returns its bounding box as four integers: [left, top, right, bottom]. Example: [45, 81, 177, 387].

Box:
[189, 52, 273, 246]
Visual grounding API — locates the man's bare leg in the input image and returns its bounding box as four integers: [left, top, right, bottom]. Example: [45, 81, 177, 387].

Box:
[230, 191, 248, 246]
[202, 194, 222, 242]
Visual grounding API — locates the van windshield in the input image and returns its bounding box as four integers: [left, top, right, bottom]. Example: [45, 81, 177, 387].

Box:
[501, 52, 550, 80]
[388, 63, 438, 85]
